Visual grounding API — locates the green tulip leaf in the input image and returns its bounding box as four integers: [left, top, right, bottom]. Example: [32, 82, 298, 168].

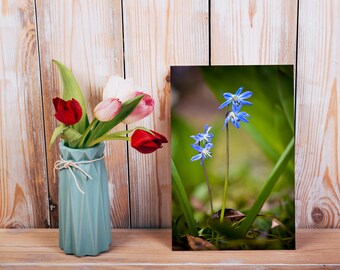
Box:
[87, 126, 155, 146]
[50, 124, 66, 147]
[60, 126, 83, 144]
[172, 159, 198, 237]
[53, 60, 89, 133]
[104, 126, 152, 137]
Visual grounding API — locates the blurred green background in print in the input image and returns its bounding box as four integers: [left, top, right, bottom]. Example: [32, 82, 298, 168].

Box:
[171, 65, 295, 250]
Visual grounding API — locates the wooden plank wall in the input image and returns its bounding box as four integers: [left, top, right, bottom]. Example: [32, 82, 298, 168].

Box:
[296, 0, 340, 228]
[123, 0, 208, 227]
[0, 0, 49, 228]
[0, 0, 339, 229]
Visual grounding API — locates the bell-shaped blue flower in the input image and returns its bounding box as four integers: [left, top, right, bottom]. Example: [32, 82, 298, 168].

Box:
[218, 87, 252, 111]
[191, 124, 214, 144]
[190, 143, 213, 165]
[224, 108, 250, 129]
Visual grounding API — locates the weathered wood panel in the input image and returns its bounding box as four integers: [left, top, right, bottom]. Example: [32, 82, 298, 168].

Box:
[211, 0, 297, 65]
[0, 0, 339, 230]
[296, 0, 340, 228]
[0, 0, 49, 227]
[123, 0, 209, 227]
[35, 0, 128, 227]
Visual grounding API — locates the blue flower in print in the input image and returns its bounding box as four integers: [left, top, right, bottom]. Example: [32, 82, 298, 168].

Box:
[191, 143, 213, 165]
[191, 124, 214, 145]
[224, 108, 250, 129]
[218, 87, 252, 111]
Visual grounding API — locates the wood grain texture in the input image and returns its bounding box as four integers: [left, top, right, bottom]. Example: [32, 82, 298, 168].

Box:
[1, 0, 339, 231]
[35, 0, 128, 228]
[211, 0, 297, 65]
[296, 0, 340, 228]
[123, 0, 209, 227]
[0, 229, 340, 268]
[0, 0, 49, 228]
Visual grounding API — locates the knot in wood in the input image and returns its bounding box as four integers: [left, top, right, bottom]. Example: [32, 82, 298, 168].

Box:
[311, 207, 324, 225]
[165, 71, 171, 83]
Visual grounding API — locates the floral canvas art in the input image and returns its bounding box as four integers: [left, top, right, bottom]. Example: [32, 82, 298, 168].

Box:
[171, 66, 295, 250]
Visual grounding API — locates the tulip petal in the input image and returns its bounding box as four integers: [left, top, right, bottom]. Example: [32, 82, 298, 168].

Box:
[94, 98, 122, 122]
[123, 92, 155, 124]
[103, 76, 135, 101]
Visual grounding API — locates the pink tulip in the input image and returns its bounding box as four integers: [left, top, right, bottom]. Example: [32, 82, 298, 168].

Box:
[123, 91, 155, 124]
[103, 76, 155, 124]
[94, 98, 122, 122]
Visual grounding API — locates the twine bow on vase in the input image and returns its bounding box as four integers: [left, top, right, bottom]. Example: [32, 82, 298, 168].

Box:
[53, 155, 104, 195]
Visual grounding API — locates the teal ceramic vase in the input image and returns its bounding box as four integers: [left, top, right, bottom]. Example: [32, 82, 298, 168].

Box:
[58, 142, 112, 257]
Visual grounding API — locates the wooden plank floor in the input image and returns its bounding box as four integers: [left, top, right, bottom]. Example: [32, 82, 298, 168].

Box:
[0, 229, 339, 269]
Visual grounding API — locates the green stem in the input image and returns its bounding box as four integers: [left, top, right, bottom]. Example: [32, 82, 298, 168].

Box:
[108, 126, 153, 137]
[78, 119, 98, 148]
[171, 159, 198, 237]
[87, 135, 130, 147]
[202, 159, 216, 245]
[84, 121, 105, 146]
[86, 125, 150, 147]
[220, 111, 230, 224]
[237, 138, 294, 237]
[202, 160, 214, 216]
[67, 140, 78, 148]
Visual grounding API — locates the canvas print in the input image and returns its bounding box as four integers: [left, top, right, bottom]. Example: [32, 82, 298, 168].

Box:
[171, 66, 295, 250]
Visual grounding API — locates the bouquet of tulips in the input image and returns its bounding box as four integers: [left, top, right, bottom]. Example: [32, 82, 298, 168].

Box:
[50, 60, 167, 152]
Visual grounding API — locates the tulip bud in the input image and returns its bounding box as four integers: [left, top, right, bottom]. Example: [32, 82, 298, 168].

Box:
[94, 98, 122, 122]
[123, 91, 155, 124]
[131, 129, 168, 154]
[53, 97, 82, 126]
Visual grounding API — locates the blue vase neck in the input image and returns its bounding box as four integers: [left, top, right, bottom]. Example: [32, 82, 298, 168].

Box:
[59, 142, 105, 162]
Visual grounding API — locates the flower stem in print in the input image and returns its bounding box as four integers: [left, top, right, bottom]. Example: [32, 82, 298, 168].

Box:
[190, 125, 214, 216]
[218, 87, 252, 223]
[220, 110, 229, 223]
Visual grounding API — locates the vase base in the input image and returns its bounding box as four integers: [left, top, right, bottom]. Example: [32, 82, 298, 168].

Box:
[60, 243, 111, 257]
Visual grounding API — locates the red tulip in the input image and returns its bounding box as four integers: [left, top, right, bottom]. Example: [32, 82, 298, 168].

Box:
[131, 129, 168, 154]
[53, 97, 82, 125]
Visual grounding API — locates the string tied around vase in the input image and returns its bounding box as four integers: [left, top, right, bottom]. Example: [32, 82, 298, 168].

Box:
[53, 155, 104, 195]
